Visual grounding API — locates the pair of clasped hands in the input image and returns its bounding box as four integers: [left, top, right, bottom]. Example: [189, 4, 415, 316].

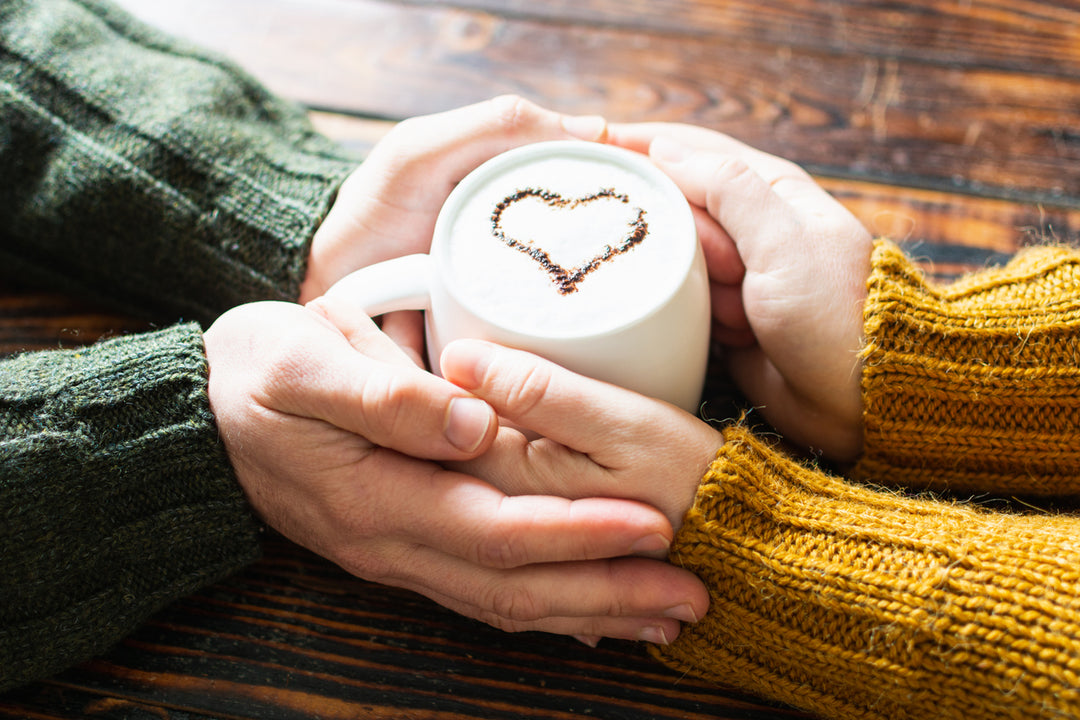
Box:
[204, 97, 873, 647]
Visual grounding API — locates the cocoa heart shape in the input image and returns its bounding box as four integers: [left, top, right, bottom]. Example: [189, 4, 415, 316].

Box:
[490, 187, 649, 294]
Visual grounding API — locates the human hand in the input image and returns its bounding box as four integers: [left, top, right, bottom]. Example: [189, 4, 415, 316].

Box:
[609, 124, 873, 461]
[441, 339, 724, 536]
[203, 294, 703, 643]
[299, 96, 609, 361]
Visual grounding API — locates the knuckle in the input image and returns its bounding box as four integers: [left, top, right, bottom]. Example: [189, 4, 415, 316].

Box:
[486, 583, 545, 623]
[304, 294, 333, 320]
[711, 156, 754, 186]
[384, 114, 423, 143]
[705, 157, 755, 218]
[259, 339, 312, 394]
[375, 116, 442, 169]
[486, 94, 539, 132]
[503, 362, 554, 416]
[357, 367, 413, 439]
[474, 527, 531, 569]
[337, 539, 403, 585]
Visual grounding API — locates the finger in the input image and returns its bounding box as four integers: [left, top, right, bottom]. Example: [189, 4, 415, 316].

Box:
[395, 549, 708, 638]
[440, 340, 644, 453]
[711, 282, 750, 332]
[608, 121, 741, 157]
[369, 95, 607, 201]
[648, 138, 803, 276]
[270, 320, 496, 459]
[693, 205, 744, 285]
[713, 326, 757, 347]
[440, 340, 719, 528]
[424, 584, 685, 646]
[611, 122, 815, 187]
[614, 124, 835, 222]
[450, 429, 606, 507]
[398, 466, 677, 567]
[379, 310, 426, 369]
[605, 121, 657, 154]
[305, 293, 417, 368]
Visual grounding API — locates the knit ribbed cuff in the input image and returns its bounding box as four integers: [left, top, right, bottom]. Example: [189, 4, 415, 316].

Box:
[854, 239, 1080, 496]
[655, 424, 1080, 720]
[0, 324, 262, 690]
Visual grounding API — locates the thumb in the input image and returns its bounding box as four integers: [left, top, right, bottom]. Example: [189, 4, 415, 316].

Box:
[648, 137, 800, 276]
[207, 302, 498, 462]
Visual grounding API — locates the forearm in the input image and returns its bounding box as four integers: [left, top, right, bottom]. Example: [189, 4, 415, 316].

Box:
[0, 0, 357, 323]
[0, 325, 261, 691]
[657, 425, 1080, 720]
[855, 239, 1080, 496]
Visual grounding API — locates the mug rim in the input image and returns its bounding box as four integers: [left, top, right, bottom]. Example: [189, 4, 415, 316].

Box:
[431, 140, 699, 340]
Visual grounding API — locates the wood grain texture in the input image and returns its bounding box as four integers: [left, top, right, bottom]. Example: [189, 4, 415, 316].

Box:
[0, 291, 151, 355]
[306, 112, 1080, 282]
[409, 0, 1080, 77]
[112, 0, 1080, 204]
[0, 536, 808, 720]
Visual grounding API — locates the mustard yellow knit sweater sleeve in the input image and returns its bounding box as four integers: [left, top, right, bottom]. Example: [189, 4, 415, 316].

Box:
[855, 239, 1080, 496]
[655, 426, 1080, 720]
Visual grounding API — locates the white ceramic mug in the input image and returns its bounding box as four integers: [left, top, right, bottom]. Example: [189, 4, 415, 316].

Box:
[325, 141, 710, 412]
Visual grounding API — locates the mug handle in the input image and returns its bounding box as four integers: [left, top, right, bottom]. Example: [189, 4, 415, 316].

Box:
[322, 254, 433, 316]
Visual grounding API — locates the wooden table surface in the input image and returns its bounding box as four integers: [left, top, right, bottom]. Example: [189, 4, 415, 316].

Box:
[2, 1, 1079, 718]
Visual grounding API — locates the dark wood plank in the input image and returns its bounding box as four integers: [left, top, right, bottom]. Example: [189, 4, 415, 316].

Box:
[820, 177, 1080, 280]
[411, 0, 1080, 78]
[0, 536, 810, 720]
[113, 0, 1080, 205]
[0, 291, 151, 356]
[310, 112, 1080, 280]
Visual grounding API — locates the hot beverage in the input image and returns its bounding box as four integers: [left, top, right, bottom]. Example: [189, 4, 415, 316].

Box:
[325, 141, 710, 411]
[440, 149, 694, 339]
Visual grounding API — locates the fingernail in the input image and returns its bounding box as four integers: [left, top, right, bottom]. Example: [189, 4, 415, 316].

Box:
[663, 603, 699, 623]
[561, 114, 607, 141]
[444, 397, 493, 453]
[629, 533, 670, 557]
[650, 136, 689, 163]
[572, 634, 601, 648]
[637, 625, 669, 645]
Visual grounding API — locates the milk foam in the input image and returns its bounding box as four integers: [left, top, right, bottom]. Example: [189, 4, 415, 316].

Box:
[441, 146, 693, 338]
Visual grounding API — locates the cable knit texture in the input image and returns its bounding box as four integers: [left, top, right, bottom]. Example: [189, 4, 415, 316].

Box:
[656, 425, 1080, 720]
[0, 0, 355, 690]
[0, 0, 357, 324]
[855, 239, 1080, 496]
[0, 325, 262, 691]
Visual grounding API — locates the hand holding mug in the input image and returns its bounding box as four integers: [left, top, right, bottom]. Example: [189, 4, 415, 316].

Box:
[609, 124, 874, 461]
[203, 295, 706, 642]
[298, 96, 610, 361]
[323, 140, 710, 412]
[442, 340, 722, 541]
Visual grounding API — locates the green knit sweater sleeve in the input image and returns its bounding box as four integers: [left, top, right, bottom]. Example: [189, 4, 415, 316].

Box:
[655, 425, 1080, 720]
[855, 239, 1080, 496]
[0, 323, 262, 691]
[0, 0, 365, 692]
[0, 0, 358, 323]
